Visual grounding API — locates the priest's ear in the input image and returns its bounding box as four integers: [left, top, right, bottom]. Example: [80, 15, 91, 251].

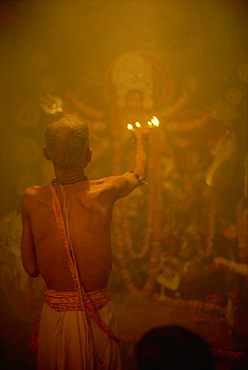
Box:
[84, 147, 92, 168]
[43, 145, 51, 160]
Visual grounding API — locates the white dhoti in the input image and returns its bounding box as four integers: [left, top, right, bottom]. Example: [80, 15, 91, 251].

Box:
[37, 290, 122, 370]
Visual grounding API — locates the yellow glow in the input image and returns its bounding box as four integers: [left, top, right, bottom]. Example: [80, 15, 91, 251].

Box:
[135, 122, 141, 128]
[127, 123, 134, 130]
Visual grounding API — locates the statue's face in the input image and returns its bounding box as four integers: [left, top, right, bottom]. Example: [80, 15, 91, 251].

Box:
[126, 91, 144, 112]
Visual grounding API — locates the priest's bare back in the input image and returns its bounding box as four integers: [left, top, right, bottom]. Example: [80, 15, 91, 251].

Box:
[21, 115, 148, 293]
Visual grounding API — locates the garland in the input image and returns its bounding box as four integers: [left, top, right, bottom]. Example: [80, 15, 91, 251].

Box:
[236, 199, 248, 263]
[205, 202, 216, 256]
[142, 132, 164, 294]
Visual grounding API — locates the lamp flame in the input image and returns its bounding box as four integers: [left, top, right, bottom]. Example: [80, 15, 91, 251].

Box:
[151, 116, 160, 127]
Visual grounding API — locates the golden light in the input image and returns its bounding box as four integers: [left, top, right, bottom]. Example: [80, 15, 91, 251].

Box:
[135, 121, 141, 128]
[127, 123, 134, 130]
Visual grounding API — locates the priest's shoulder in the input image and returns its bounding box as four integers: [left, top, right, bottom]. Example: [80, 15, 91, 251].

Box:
[22, 185, 48, 198]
